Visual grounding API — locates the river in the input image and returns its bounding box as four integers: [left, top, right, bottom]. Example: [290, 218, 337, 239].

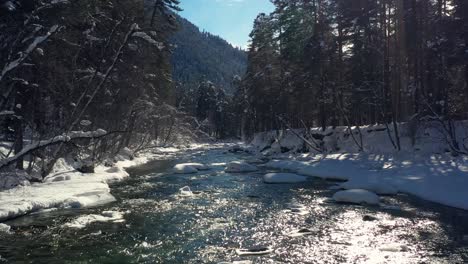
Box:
[1, 144, 467, 263]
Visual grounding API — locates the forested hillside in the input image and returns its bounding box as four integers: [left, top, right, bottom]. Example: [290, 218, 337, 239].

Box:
[233, 0, 468, 154]
[170, 15, 247, 139]
[171, 15, 247, 96]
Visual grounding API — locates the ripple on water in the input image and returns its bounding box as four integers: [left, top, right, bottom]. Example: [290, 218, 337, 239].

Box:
[1, 148, 468, 263]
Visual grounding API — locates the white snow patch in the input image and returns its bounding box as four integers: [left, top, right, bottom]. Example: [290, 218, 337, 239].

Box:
[340, 179, 398, 195]
[64, 210, 125, 229]
[333, 189, 380, 205]
[264, 160, 307, 172]
[173, 164, 198, 174]
[180, 162, 210, 170]
[263, 173, 307, 183]
[0, 223, 11, 233]
[225, 161, 258, 173]
[178, 186, 193, 197]
[0, 149, 179, 222]
[297, 160, 352, 181]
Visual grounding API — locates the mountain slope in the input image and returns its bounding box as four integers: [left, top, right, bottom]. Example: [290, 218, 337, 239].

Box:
[170, 15, 247, 95]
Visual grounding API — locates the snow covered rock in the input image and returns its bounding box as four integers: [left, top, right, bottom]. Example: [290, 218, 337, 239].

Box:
[332, 189, 380, 205]
[263, 173, 307, 183]
[178, 186, 193, 197]
[225, 161, 258, 173]
[173, 164, 198, 174]
[181, 162, 209, 171]
[0, 223, 11, 233]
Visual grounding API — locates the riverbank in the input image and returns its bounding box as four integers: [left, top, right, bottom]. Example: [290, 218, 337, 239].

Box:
[0, 146, 188, 222]
[252, 126, 468, 211]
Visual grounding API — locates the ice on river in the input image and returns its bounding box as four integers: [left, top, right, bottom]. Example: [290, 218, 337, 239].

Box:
[263, 173, 307, 183]
[333, 189, 380, 205]
[225, 161, 258, 173]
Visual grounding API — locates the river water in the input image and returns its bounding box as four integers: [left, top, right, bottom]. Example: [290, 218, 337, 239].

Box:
[1, 145, 468, 263]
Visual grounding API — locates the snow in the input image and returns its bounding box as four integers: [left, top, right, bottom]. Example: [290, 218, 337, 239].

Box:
[251, 123, 468, 211]
[225, 161, 258, 173]
[0, 147, 181, 222]
[64, 211, 125, 229]
[180, 162, 210, 170]
[173, 164, 198, 174]
[0, 129, 108, 169]
[333, 189, 380, 205]
[178, 186, 193, 197]
[263, 173, 307, 183]
[339, 178, 398, 195]
[0, 223, 10, 233]
[264, 160, 307, 172]
[132, 32, 164, 50]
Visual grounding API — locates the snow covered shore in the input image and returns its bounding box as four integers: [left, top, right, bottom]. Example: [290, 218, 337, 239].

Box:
[0, 146, 184, 222]
[254, 125, 468, 211]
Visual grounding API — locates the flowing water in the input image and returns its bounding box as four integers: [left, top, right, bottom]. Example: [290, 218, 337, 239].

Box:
[1, 145, 468, 263]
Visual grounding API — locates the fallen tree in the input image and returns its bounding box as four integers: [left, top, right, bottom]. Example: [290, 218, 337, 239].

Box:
[0, 129, 120, 171]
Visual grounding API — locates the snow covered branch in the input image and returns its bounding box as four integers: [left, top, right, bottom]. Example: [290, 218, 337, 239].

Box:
[0, 25, 60, 82]
[0, 129, 110, 170]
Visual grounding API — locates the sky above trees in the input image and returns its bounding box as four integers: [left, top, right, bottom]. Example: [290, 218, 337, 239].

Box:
[178, 0, 274, 49]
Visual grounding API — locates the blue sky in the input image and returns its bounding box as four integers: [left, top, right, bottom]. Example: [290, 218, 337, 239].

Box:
[178, 0, 275, 49]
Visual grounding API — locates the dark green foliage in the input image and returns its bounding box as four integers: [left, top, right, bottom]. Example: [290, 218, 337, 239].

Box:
[171, 15, 247, 96]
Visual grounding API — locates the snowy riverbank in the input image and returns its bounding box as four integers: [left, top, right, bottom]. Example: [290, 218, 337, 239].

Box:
[262, 153, 468, 210]
[252, 125, 468, 211]
[0, 146, 186, 222]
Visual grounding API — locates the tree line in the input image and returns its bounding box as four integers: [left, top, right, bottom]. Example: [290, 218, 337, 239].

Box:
[0, 0, 210, 177]
[234, 0, 468, 152]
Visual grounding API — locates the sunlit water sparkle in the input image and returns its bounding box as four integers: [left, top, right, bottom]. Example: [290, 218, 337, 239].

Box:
[0, 145, 467, 263]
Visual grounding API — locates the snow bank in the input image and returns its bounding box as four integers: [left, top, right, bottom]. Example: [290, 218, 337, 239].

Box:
[250, 122, 468, 210]
[0, 149, 178, 222]
[64, 210, 125, 229]
[297, 160, 352, 181]
[333, 189, 380, 205]
[263, 173, 307, 183]
[225, 161, 258, 173]
[339, 178, 398, 195]
[264, 160, 307, 172]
